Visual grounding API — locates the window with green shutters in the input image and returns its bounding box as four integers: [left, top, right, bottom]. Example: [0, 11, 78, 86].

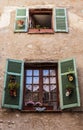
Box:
[2, 58, 80, 111]
[14, 8, 28, 32]
[55, 8, 68, 32]
[14, 7, 69, 33]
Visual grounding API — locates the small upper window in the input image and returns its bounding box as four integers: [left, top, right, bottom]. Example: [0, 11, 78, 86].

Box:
[14, 7, 68, 33]
[28, 9, 54, 34]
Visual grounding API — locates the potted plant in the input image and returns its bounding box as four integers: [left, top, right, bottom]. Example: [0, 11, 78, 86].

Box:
[67, 67, 74, 82]
[67, 73, 74, 82]
[16, 20, 24, 28]
[8, 75, 19, 97]
[65, 85, 74, 97]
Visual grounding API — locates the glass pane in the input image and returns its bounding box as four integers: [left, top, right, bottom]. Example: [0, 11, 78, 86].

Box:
[26, 85, 32, 91]
[43, 85, 50, 92]
[33, 85, 39, 92]
[43, 92, 49, 103]
[50, 77, 56, 84]
[50, 92, 57, 101]
[43, 77, 49, 84]
[26, 70, 32, 76]
[50, 85, 56, 91]
[26, 77, 32, 84]
[33, 77, 39, 84]
[33, 70, 39, 76]
[43, 70, 49, 76]
[50, 70, 56, 76]
[33, 93, 39, 102]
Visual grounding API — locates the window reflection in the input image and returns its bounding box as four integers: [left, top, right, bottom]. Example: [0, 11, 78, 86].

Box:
[33, 70, 39, 76]
[33, 85, 39, 92]
[33, 77, 39, 84]
[26, 70, 32, 76]
[50, 77, 56, 84]
[43, 77, 49, 84]
[43, 85, 50, 92]
[43, 70, 49, 76]
[50, 70, 56, 76]
[26, 77, 32, 84]
[26, 85, 32, 91]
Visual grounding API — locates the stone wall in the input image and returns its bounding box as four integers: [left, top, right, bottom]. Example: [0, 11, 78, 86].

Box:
[0, 0, 83, 130]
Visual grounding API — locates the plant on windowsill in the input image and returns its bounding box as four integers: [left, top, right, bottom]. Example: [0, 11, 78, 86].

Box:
[16, 20, 24, 28]
[8, 75, 19, 97]
[35, 24, 41, 31]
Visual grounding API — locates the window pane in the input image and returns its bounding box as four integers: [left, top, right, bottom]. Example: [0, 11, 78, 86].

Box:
[26, 77, 32, 84]
[43, 77, 49, 84]
[26, 70, 32, 76]
[33, 93, 39, 102]
[43, 70, 49, 76]
[43, 92, 49, 103]
[26, 85, 32, 91]
[33, 85, 39, 92]
[50, 70, 56, 76]
[33, 77, 39, 84]
[50, 85, 56, 91]
[43, 85, 50, 92]
[50, 92, 57, 101]
[50, 77, 56, 84]
[33, 70, 39, 76]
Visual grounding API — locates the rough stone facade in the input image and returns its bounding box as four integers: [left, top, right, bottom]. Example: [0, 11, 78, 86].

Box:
[0, 0, 83, 130]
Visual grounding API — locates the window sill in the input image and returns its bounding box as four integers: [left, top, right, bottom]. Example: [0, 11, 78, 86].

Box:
[28, 29, 54, 34]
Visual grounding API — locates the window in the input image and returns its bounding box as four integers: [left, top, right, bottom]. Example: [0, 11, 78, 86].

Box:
[14, 7, 68, 33]
[23, 63, 59, 111]
[2, 58, 80, 111]
[28, 9, 54, 34]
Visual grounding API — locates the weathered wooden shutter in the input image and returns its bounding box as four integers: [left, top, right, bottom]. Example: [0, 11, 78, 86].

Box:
[14, 8, 28, 32]
[55, 8, 68, 32]
[58, 58, 80, 109]
[2, 59, 24, 109]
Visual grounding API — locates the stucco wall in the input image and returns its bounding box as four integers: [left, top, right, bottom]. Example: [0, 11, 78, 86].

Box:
[0, 0, 83, 130]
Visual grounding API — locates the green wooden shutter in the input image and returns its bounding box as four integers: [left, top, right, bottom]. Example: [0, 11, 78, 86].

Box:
[58, 58, 80, 109]
[2, 59, 24, 109]
[14, 8, 28, 32]
[55, 8, 68, 32]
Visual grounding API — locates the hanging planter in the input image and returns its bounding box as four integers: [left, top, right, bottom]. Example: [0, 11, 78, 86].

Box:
[67, 73, 74, 82]
[8, 75, 19, 97]
[65, 84, 75, 97]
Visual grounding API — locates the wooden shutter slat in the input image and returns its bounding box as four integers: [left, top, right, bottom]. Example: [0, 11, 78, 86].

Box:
[55, 8, 68, 32]
[2, 59, 24, 110]
[58, 58, 80, 109]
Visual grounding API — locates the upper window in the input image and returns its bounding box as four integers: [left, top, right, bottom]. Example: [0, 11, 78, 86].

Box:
[14, 8, 68, 33]
[2, 58, 80, 112]
[28, 9, 54, 34]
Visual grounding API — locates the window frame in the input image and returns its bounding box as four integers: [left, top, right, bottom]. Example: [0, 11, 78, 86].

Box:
[28, 8, 54, 34]
[22, 62, 60, 111]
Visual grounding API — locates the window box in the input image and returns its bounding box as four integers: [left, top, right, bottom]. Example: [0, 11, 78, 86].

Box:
[28, 28, 54, 34]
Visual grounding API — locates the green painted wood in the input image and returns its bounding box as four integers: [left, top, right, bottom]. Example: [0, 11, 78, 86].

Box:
[14, 8, 28, 32]
[2, 59, 24, 110]
[16, 9, 26, 16]
[58, 58, 80, 109]
[55, 8, 68, 32]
